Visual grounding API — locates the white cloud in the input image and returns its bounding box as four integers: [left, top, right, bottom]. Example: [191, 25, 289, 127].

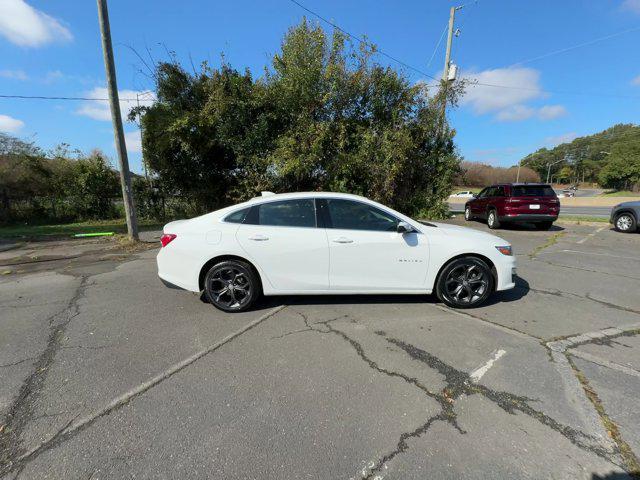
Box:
[0, 69, 28, 80]
[631, 75, 640, 86]
[0, 0, 72, 47]
[461, 67, 566, 122]
[622, 0, 640, 14]
[537, 104, 567, 120]
[495, 105, 536, 122]
[0, 114, 25, 133]
[462, 67, 544, 114]
[124, 130, 142, 153]
[43, 69, 64, 83]
[545, 132, 578, 147]
[77, 87, 155, 122]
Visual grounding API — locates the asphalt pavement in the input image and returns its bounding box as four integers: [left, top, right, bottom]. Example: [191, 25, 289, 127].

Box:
[1, 221, 639, 479]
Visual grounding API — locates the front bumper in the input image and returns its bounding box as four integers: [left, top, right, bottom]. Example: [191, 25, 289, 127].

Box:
[494, 256, 517, 291]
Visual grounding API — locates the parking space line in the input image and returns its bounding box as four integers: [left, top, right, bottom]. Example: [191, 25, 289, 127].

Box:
[12, 304, 287, 469]
[570, 350, 640, 379]
[576, 226, 606, 245]
[561, 249, 640, 261]
[469, 349, 506, 382]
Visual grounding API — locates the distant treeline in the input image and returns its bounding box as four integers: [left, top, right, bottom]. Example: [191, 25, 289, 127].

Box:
[457, 161, 540, 187]
[0, 133, 197, 225]
[522, 124, 640, 191]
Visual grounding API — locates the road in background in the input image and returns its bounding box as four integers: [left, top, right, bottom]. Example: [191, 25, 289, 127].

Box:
[448, 202, 612, 218]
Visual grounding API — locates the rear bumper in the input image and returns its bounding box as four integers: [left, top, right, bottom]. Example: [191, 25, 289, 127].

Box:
[499, 214, 558, 222]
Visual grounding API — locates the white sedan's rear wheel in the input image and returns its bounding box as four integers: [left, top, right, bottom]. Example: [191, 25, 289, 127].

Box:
[204, 260, 259, 312]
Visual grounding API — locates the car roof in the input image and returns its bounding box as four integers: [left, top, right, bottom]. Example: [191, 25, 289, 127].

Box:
[245, 191, 369, 204]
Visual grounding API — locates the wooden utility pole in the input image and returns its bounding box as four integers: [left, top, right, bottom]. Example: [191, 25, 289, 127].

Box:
[97, 0, 138, 240]
[440, 6, 457, 128]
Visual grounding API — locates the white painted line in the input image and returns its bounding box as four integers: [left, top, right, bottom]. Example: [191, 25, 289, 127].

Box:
[576, 226, 606, 244]
[15, 304, 287, 465]
[469, 349, 506, 382]
[561, 249, 640, 261]
[570, 350, 640, 378]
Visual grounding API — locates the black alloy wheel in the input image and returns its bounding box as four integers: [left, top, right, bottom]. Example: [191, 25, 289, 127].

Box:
[436, 257, 494, 308]
[204, 260, 259, 312]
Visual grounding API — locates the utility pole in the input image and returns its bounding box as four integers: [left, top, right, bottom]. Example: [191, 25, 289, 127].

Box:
[440, 6, 457, 128]
[97, 0, 139, 241]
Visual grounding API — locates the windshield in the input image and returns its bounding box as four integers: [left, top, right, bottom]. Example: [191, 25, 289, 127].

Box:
[512, 185, 556, 197]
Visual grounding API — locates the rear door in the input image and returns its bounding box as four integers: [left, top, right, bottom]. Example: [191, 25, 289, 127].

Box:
[320, 198, 428, 291]
[508, 185, 559, 215]
[236, 199, 329, 291]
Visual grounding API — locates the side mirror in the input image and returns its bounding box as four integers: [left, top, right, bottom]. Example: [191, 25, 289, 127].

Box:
[397, 221, 415, 234]
[472, 193, 478, 198]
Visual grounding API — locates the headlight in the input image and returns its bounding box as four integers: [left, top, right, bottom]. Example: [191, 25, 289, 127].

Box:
[495, 245, 512, 256]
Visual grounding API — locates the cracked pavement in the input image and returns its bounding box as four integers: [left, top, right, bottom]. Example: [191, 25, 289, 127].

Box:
[0, 220, 639, 479]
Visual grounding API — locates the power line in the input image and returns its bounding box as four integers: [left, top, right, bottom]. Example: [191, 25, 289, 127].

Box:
[286, 0, 438, 80]
[506, 26, 640, 68]
[426, 24, 448, 70]
[0, 94, 141, 102]
[463, 82, 640, 100]
[286, 0, 640, 99]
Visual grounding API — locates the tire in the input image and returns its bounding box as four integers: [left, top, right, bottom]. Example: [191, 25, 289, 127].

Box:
[614, 213, 636, 233]
[464, 206, 473, 221]
[436, 257, 494, 309]
[535, 221, 554, 230]
[204, 260, 260, 312]
[487, 209, 500, 229]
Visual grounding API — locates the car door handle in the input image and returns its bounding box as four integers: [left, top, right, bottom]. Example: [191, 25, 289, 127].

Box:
[248, 234, 269, 241]
[332, 237, 353, 244]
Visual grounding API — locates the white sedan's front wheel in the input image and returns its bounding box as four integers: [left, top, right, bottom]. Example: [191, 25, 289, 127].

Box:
[436, 257, 494, 309]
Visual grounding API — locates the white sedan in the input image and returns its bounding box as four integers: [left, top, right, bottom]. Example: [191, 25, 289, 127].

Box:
[449, 191, 476, 198]
[157, 192, 516, 311]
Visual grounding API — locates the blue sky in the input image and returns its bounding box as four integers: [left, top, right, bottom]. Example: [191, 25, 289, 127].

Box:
[0, 0, 639, 173]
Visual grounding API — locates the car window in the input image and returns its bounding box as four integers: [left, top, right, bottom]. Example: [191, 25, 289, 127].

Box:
[512, 185, 556, 197]
[255, 199, 316, 228]
[485, 187, 497, 197]
[477, 188, 489, 198]
[326, 199, 399, 231]
[494, 186, 506, 197]
[223, 207, 250, 224]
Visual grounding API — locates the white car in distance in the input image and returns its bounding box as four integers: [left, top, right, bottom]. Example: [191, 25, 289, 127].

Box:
[157, 192, 516, 312]
[449, 191, 476, 198]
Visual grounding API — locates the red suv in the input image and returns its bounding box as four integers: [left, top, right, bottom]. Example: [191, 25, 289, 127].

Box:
[464, 183, 560, 230]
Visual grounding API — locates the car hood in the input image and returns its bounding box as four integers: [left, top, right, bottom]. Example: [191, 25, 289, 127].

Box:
[427, 222, 509, 245]
[614, 201, 640, 208]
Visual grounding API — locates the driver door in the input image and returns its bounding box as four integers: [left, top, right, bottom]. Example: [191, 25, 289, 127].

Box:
[320, 199, 428, 291]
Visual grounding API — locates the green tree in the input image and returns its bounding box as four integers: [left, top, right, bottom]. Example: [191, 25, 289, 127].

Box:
[137, 19, 463, 218]
[598, 142, 640, 191]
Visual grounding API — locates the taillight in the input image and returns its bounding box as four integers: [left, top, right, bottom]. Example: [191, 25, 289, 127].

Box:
[160, 233, 177, 247]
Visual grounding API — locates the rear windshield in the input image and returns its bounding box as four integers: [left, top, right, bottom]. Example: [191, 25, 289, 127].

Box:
[511, 185, 556, 197]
